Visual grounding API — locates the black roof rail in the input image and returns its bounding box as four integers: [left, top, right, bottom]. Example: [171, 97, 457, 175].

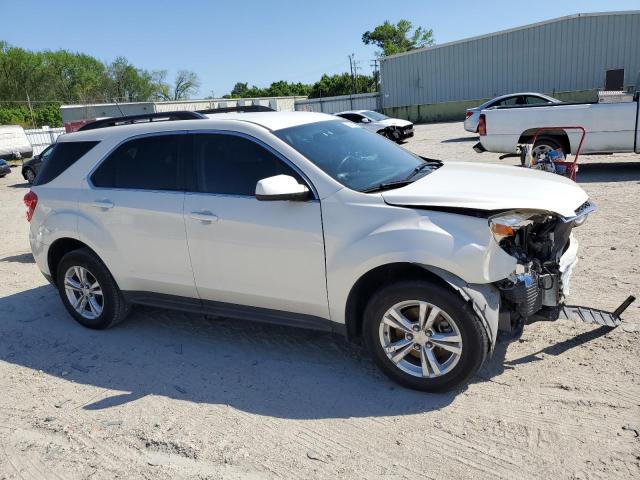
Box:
[77, 111, 206, 131]
[198, 105, 275, 114]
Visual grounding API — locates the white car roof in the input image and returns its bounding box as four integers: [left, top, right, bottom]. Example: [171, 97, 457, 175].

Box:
[59, 111, 337, 143]
[473, 92, 559, 110]
[335, 110, 371, 115]
[203, 111, 335, 130]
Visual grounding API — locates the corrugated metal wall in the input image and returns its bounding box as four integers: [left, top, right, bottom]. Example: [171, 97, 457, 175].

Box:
[295, 93, 380, 113]
[380, 12, 640, 108]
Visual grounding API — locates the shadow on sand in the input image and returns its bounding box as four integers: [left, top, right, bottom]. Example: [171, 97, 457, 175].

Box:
[575, 161, 640, 183]
[0, 285, 608, 419]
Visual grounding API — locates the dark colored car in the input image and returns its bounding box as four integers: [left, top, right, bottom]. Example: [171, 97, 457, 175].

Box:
[0, 159, 11, 177]
[22, 144, 55, 184]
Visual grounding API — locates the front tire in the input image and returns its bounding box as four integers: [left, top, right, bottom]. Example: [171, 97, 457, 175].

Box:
[363, 281, 488, 392]
[56, 248, 130, 329]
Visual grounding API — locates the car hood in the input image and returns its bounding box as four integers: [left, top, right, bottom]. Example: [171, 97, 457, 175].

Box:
[381, 162, 588, 218]
[376, 118, 412, 128]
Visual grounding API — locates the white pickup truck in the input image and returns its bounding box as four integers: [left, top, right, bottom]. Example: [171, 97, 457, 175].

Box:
[476, 91, 640, 160]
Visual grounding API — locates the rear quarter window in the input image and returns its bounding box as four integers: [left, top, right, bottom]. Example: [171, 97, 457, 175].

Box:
[33, 141, 100, 186]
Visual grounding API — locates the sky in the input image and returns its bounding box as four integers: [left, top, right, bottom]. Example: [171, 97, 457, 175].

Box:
[1, 0, 639, 98]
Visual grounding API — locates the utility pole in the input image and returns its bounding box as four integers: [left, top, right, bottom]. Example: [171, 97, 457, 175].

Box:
[370, 59, 380, 92]
[353, 58, 361, 94]
[25, 90, 36, 129]
[348, 54, 355, 109]
[348, 54, 355, 95]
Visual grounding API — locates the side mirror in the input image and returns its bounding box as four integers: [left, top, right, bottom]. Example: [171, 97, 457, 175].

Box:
[255, 175, 310, 201]
[33, 154, 40, 160]
[361, 117, 371, 123]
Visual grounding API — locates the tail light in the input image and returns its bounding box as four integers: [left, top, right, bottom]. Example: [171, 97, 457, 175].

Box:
[478, 114, 486, 136]
[465, 111, 473, 119]
[24, 190, 38, 222]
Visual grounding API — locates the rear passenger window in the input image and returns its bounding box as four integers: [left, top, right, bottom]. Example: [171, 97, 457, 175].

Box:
[92, 135, 185, 191]
[33, 141, 99, 186]
[526, 96, 549, 105]
[193, 133, 302, 196]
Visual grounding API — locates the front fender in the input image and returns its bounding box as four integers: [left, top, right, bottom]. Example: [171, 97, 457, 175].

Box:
[322, 194, 515, 325]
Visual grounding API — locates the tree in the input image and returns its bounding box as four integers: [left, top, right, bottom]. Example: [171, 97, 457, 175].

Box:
[153, 70, 200, 101]
[308, 73, 375, 98]
[362, 19, 435, 57]
[104, 57, 159, 102]
[230, 82, 249, 97]
[42, 50, 106, 103]
[170, 70, 200, 100]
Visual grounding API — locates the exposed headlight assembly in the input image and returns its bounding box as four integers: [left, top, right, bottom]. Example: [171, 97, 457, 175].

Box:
[488, 210, 548, 242]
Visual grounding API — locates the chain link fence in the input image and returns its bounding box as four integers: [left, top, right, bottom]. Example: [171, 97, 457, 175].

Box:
[24, 126, 65, 155]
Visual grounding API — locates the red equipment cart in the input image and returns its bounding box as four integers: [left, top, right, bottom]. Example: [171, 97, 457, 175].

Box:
[524, 126, 586, 181]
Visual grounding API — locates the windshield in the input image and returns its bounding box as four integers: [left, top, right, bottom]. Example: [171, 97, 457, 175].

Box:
[363, 110, 388, 121]
[274, 120, 428, 192]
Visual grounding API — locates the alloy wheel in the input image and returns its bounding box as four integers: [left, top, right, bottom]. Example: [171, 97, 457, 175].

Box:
[379, 300, 463, 378]
[64, 266, 104, 320]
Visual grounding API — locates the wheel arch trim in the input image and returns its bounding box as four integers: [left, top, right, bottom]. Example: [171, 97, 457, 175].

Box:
[344, 262, 499, 352]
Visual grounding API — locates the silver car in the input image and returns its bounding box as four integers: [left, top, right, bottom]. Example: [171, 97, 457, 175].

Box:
[464, 93, 560, 133]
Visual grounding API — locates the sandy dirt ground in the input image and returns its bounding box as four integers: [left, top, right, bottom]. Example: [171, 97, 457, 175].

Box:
[0, 121, 638, 480]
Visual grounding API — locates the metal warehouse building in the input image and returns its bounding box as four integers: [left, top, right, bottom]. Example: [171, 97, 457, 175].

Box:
[380, 11, 640, 122]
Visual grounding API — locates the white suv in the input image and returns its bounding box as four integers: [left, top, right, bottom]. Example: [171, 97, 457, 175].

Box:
[26, 111, 594, 392]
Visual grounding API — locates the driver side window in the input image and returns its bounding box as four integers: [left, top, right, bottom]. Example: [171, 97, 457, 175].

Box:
[192, 133, 304, 196]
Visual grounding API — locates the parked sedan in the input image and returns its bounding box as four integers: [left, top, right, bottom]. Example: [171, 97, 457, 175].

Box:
[22, 144, 54, 184]
[335, 110, 414, 142]
[0, 159, 11, 177]
[464, 93, 560, 133]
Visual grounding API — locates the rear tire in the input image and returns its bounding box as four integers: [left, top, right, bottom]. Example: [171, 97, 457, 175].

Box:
[363, 281, 488, 392]
[532, 136, 564, 157]
[24, 168, 35, 184]
[56, 248, 130, 329]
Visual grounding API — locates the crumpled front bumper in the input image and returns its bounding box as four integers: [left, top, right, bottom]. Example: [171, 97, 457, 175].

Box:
[499, 235, 580, 320]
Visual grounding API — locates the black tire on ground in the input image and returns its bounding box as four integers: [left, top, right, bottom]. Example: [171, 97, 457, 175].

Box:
[55, 248, 130, 329]
[24, 168, 35, 184]
[363, 280, 489, 392]
[532, 135, 565, 157]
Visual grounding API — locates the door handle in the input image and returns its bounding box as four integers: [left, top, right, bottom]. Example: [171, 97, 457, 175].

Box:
[190, 211, 218, 223]
[91, 199, 114, 210]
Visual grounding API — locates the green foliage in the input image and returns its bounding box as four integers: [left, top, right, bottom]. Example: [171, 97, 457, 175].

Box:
[308, 73, 375, 98]
[0, 41, 200, 126]
[33, 104, 62, 127]
[0, 104, 62, 128]
[0, 105, 30, 126]
[224, 74, 375, 100]
[226, 80, 311, 99]
[362, 19, 434, 57]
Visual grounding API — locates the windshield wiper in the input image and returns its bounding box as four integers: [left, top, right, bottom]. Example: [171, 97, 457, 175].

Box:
[404, 162, 438, 181]
[362, 161, 442, 193]
[361, 180, 415, 193]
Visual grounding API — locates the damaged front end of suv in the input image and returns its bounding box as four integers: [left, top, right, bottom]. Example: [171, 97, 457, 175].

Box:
[489, 201, 596, 334]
